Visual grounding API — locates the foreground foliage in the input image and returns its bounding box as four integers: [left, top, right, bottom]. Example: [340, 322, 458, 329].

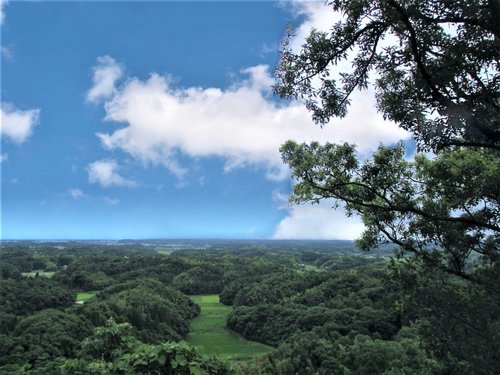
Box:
[62, 319, 232, 375]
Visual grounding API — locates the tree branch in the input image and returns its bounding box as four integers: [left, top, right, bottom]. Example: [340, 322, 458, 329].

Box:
[302, 176, 500, 232]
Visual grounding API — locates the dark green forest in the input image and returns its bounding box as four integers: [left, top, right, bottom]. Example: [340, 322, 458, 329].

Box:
[0, 240, 497, 374]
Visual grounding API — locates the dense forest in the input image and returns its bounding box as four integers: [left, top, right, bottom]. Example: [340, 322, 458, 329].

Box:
[0, 240, 497, 374]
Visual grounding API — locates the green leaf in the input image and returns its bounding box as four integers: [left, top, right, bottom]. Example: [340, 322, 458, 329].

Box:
[189, 364, 202, 375]
[170, 359, 178, 369]
[157, 353, 166, 365]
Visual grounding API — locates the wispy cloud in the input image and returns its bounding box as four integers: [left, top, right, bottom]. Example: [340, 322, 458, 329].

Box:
[2, 177, 18, 184]
[259, 41, 277, 57]
[0, 0, 8, 25]
[1, 46, 14, 61]
[86, 56, 124, 103]
[102, 196, 120, 205]
[69, 188, 86, 200]
[87, 159, 135, 187]
[1, 102, 40, 143]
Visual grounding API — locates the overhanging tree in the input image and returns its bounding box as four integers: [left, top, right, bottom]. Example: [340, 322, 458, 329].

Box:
[274, 0, 499, 282]
[275, 1, 499, 370]
[275, 0, 499, 151]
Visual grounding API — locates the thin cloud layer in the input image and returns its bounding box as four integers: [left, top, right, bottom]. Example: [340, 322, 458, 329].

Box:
[69, 188, 86, 200]
[90, 60, 407, 180]
[1, 102, 40, 143]
[87, 159, 135, 187]
[103, 196, 120, 205]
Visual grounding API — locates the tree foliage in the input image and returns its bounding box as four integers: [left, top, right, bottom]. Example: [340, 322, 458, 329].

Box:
[281, 141, 499, 281]
[275, 0, 499, 280]
[76, 279, 200, 343]
[62, 319, 232, 375]
[274, 0, 499, 372]
[275, 0, 500, 151]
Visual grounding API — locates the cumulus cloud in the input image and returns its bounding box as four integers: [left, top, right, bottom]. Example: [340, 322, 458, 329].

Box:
[86, 1, 409, 239]
[1, 102, 40, 143]
[87, 159, 135, 187]
[90, 59, 407, 180]
[272, 200, 365, 240]
[86, 56, 124, 103]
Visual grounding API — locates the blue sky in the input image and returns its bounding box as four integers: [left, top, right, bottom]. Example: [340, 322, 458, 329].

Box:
[1, 1, 408, 240]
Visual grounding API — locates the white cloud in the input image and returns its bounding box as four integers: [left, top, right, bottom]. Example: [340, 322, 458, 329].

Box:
[87, 159, 135, 187]
[0, 0, 8, 25]
[90, 60, 407, 180]
[1, 103, 40, 143]
[86, 3, 409, 239]
[69, 188, 85, 200]
[272, 200, 365, 240]
[86, 56, 124, 103]
[0, 154, 7, 163]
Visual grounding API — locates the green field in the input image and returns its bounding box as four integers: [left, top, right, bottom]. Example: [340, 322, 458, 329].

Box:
[21, 270, 55, 278]
[187, 295, 272, 361]
[76, 291, 97, 302]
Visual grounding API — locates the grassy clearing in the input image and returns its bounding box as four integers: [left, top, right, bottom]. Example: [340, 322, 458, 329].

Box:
[156, 248, 174, 255]
[187, 295, 272, 361]
[21, 270, 55, 278]
[76, 292, 97, 302]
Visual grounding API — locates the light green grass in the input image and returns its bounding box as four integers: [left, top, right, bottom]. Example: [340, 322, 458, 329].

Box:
[187, 295, 272, 361]
[76, 292, 97, 302]
[156, 248, 174, 255]
[21, 270, 55, 278]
